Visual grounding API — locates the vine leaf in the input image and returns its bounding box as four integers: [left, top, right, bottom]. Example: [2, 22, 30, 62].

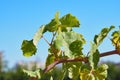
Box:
[111, 27, 120, 52]
[80, 64, 108, 80]
[62, 32, 85, 58]
[33, 25, 45, 46]
[55, 12, 61, 25]
[57, 69, 66, 80]
[20, 12, 115, 80]
[70, 63, 82, 80]
[59, 14, 80, 32]
[60, 14, 80, 28]
[53, 32, 86, 58]
[65, 62, 82, 80]
[89, 43, 99, 70]
[94, 26, 115, 46]
[45, 54, 55, 67]
[95, 64, 108, 80]
[50, 76, 53, 80]
[45, 13, 80, 32]
[45, 12, 60, 32]
[21, 40, 37, 57]
[53, 32, 64, 50]
[89, 26, 114, 69]
[23, 69, 42, 79]
[69, 40, 83, 54]
[89, 42, 100, 69]
[80, 69, 95, 80]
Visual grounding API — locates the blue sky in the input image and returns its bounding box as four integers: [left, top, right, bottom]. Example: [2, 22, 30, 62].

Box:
[0, 0, 120, 68]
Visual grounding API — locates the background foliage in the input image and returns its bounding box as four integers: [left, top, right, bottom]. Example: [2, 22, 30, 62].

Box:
[0, 52, 120, 80]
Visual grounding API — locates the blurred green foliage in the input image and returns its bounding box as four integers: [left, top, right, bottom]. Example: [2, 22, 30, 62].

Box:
[0, 52, 120, 80]
[106, 62, 120, 80]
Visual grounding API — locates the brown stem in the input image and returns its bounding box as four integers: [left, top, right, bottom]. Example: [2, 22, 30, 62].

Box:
[51, 32, 57, 45]
[100, 50, 118, 57]
[42, 36, 51, 46]
[29, 77, 38, 80]
[43, 57, 88, 73]
[43, 50, 120, 73]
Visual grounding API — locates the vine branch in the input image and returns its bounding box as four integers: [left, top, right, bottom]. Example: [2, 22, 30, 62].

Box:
[51, 32, 57, 45]
[42, 36, 51, 46]
[43, 50, 120, 73]
[100, 50, 119, 57]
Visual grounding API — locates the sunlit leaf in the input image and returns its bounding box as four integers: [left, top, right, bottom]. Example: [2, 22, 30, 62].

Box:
[23, 69, 42, 79]
[67, 62, 82, 80]
[69, 40, 83, 53]
[50, 76, 53, 80]
[80, 64, 108, 80]
[95, 64, 108, 80]
[94, 26, 115, 46]
[33, 25, 45, 45]
[55, 12, 61, 25]
[111, 27, 120, 52]
[80, 69, 96, 80]
[45, 12, 61, 32]
[60, 14, 80, 28]
[89, 26, 114, 69]
[21, 12, 113, 80]
[45, 54, 55, 67]
[45, 13, 80, 32]
[63, 32, 85, 58]
[45, 19, 58, 32]
[89, 43, 100, 69]
[21, 40, 37, 57]
[62, 32, 86, 44]
[53, 33, 64, 50]
[57, 69, 66, 80]
[53, 32, 85, 58]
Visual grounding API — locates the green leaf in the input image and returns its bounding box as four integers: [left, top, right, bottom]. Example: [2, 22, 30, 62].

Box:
[23, 69, 42, 79]
[63, 32, 85, 58]
[45, 19, 58, 32]
[89, 49, 100, 69]
[89, 26, 114, 69]
[33, 25, 45, 46]
[89, 43, 100, 69]
[69, 40, 83, 53]
[53, 33, 64, 50]
[66, 62, 82, 80]
[57, 70, 66, 80]
[21, 40, 37, 57]
[97, 64, 108, 72]
[45, 54, 55, 67]
[50, 76, 53, 80]
[45, 13, 80, 32]
[111, 27, 120, 52]
[94, 64, 108, 80]
[53, 32, 86, 58]
[55, 12, 61, 25]
[62, 32, 86, 45]
[94, 26, 115, 46]
[45, 12, 60, 32]
[80, 69, 93, 80]
[60, 14, 80, 28]
[80, 64, 108, 80]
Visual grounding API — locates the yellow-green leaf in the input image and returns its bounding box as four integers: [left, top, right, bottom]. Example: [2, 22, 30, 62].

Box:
[94, 26, 115, 46]
[111, 28, 120, 52]
[21, 40, 37, 57]
[60, 14, 80, 28]
[45, 54, 55, 67]
[33, 25, 45, 46]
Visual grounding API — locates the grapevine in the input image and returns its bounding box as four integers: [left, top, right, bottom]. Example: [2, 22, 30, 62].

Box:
[21, 12, 120, 80]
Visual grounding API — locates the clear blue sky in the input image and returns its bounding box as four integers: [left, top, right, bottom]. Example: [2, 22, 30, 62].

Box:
[0, 0, 120, 68]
